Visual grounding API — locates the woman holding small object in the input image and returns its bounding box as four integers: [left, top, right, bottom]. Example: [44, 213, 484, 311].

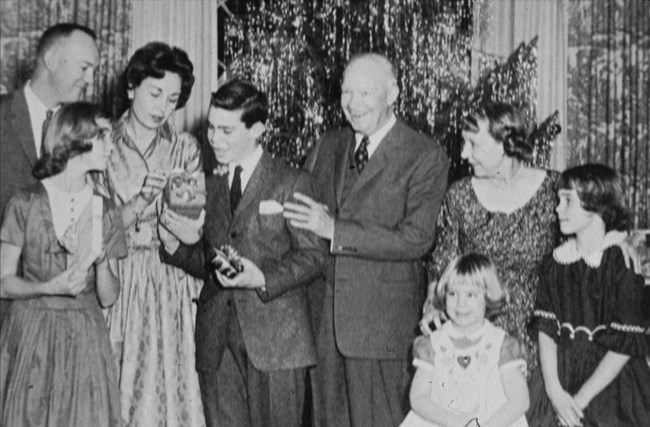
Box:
[96, 42, 206, 426]
[0, 103, 126, 426]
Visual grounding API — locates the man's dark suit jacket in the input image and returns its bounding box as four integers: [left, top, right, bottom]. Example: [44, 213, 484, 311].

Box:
[0, 89, 40, 326]
[162, 151, 326, 372]
[305, 118, 448, 361]
[1, 89, 39, 225]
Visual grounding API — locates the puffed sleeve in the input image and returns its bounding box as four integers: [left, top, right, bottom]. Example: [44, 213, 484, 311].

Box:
[412, 335, 436, 373]
[528, 253, 560, 341]
[596, 249, 650, 357]
[499, 335, 527, 373]
[427, 185, 461, 282]
[0, 191, 29, 248]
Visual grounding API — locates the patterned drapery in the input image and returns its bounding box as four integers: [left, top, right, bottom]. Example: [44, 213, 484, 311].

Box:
[567, 0, 649, 227]
[0, 0, 132, 117]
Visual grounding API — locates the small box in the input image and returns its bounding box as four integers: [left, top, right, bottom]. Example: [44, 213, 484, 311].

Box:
[164, 170, 206, 219]
[212, 244, 244, 279]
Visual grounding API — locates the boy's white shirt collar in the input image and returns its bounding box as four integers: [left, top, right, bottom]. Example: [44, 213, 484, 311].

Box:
[553, 230, 626, 268]
[354, 112, 396, 157]
[228, 145, 264, 191]
[24, 81, 59, 157]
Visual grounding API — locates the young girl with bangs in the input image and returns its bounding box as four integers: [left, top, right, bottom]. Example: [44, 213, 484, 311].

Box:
[528, 164, 649, 427]
[402, 253, 529, 427]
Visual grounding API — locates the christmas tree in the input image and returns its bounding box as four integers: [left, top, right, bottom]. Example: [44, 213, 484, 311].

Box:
[221, 0, 559, 180]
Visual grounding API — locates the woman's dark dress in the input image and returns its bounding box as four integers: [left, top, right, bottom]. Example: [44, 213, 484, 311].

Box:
[528, 239, 650, 426]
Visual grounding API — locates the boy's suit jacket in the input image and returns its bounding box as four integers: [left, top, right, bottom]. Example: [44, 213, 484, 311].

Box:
[305, 118, 448, 360]
[162, 151, 326, 372]
[0, 89, 39, 224]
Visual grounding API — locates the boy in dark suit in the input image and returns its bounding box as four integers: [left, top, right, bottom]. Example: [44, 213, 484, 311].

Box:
[158, 79, 326, 427]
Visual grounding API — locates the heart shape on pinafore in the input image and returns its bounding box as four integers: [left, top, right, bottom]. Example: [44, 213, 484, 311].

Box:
[457, 355, 471, 369]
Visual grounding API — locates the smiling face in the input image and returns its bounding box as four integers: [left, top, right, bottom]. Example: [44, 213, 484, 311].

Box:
[555, 188, 596, 236]
[207, 106, 264, 166]
[461, 118, 507, 178]
[445, 279, 487, 334]
[47, 30, 99, 104]
[128, 72, 182, 131]
[340, 56, 398, 137]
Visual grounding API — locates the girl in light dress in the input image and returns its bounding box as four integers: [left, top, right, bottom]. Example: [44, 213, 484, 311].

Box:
[0, 103, 126, 426]
[527, 164, 649, 426]
[403, 253, 529, 427]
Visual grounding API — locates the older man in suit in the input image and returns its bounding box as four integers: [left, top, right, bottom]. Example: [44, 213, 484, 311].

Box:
[284, 52, 448, 427]
[159, 79, 326, 427]
[0, 22, 99, 325]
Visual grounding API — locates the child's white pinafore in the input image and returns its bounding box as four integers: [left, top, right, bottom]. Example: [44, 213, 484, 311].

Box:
[401, 321, 528, 427]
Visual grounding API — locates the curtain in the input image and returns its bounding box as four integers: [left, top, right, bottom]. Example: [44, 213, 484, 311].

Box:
[130, 0, 218, 137]
[0, 0, 132, 117]
[567, 0, 649, 228]
[472, 0, 568, 171]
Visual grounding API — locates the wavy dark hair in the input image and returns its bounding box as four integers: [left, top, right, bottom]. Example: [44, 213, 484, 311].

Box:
[432, 253, 507, 320]
[210, 79, 268, 128]
[33, 102, 109, 179]
[125, 42, 195, 109]
[556, 164, 630, 232]
[463, 102, 532, 162]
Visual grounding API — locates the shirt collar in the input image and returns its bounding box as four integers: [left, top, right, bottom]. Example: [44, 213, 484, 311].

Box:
[355, 113, 396, 157]
[552, 230, 626, 268]
[228, 145, 264, 191]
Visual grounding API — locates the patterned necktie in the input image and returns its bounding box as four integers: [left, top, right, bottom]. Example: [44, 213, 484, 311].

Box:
[42, 109, 53, 146]
[354, 135, 370, 172]
[230, 165, 243, 215]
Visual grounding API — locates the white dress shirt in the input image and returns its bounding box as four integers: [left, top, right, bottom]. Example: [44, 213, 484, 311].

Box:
[228, 145, 264, 191]
[24, 82, 60, 158]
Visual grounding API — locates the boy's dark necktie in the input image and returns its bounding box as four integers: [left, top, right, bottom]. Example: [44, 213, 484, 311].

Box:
[230, 165, 243, 215]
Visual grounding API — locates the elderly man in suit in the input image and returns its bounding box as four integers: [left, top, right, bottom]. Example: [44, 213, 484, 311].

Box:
[283, 52, 449, 427]
[0, 22, 99, 325]
[158, 79, 326, 427]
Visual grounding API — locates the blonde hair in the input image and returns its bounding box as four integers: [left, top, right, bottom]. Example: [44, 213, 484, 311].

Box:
[432, 253, 507, 319]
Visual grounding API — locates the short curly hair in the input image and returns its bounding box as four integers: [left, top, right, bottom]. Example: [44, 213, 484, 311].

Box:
[556, 163, 630, 232]
[463, 102, 532, 162]
[33, 102, 109, 180]
[432, 253, 507, 320]
[125, 42, 195, 109]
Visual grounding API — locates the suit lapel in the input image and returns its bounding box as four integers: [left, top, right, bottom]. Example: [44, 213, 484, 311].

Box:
[334, 132, 355, 206]
[12, 90, 38, 167]
[342, 120, 404, 206]
[205, 173, 231, 244]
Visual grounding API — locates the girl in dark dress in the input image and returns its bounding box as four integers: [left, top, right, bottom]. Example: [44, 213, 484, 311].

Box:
[528, 164, 649, 426]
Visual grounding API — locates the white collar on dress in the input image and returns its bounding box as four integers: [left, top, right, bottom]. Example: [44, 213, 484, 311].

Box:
[552, 230, 626, 268]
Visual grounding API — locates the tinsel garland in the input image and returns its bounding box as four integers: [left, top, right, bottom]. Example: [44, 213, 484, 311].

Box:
[221, 0, 559, 179]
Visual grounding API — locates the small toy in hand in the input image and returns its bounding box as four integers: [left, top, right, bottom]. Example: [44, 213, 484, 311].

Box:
[163, 169, 206, 219]
[212, 244, 244, 279]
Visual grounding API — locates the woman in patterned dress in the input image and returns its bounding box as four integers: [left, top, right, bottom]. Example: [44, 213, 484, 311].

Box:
[421, 102, 559, 372]
[97, 42, 205, 426]
[0, 103, 126, 426]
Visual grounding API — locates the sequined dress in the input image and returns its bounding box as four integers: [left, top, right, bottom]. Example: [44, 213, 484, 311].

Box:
[428, 172, 559, 371]
[527, 237, 650, 426]
[98, 112, 205, 426]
